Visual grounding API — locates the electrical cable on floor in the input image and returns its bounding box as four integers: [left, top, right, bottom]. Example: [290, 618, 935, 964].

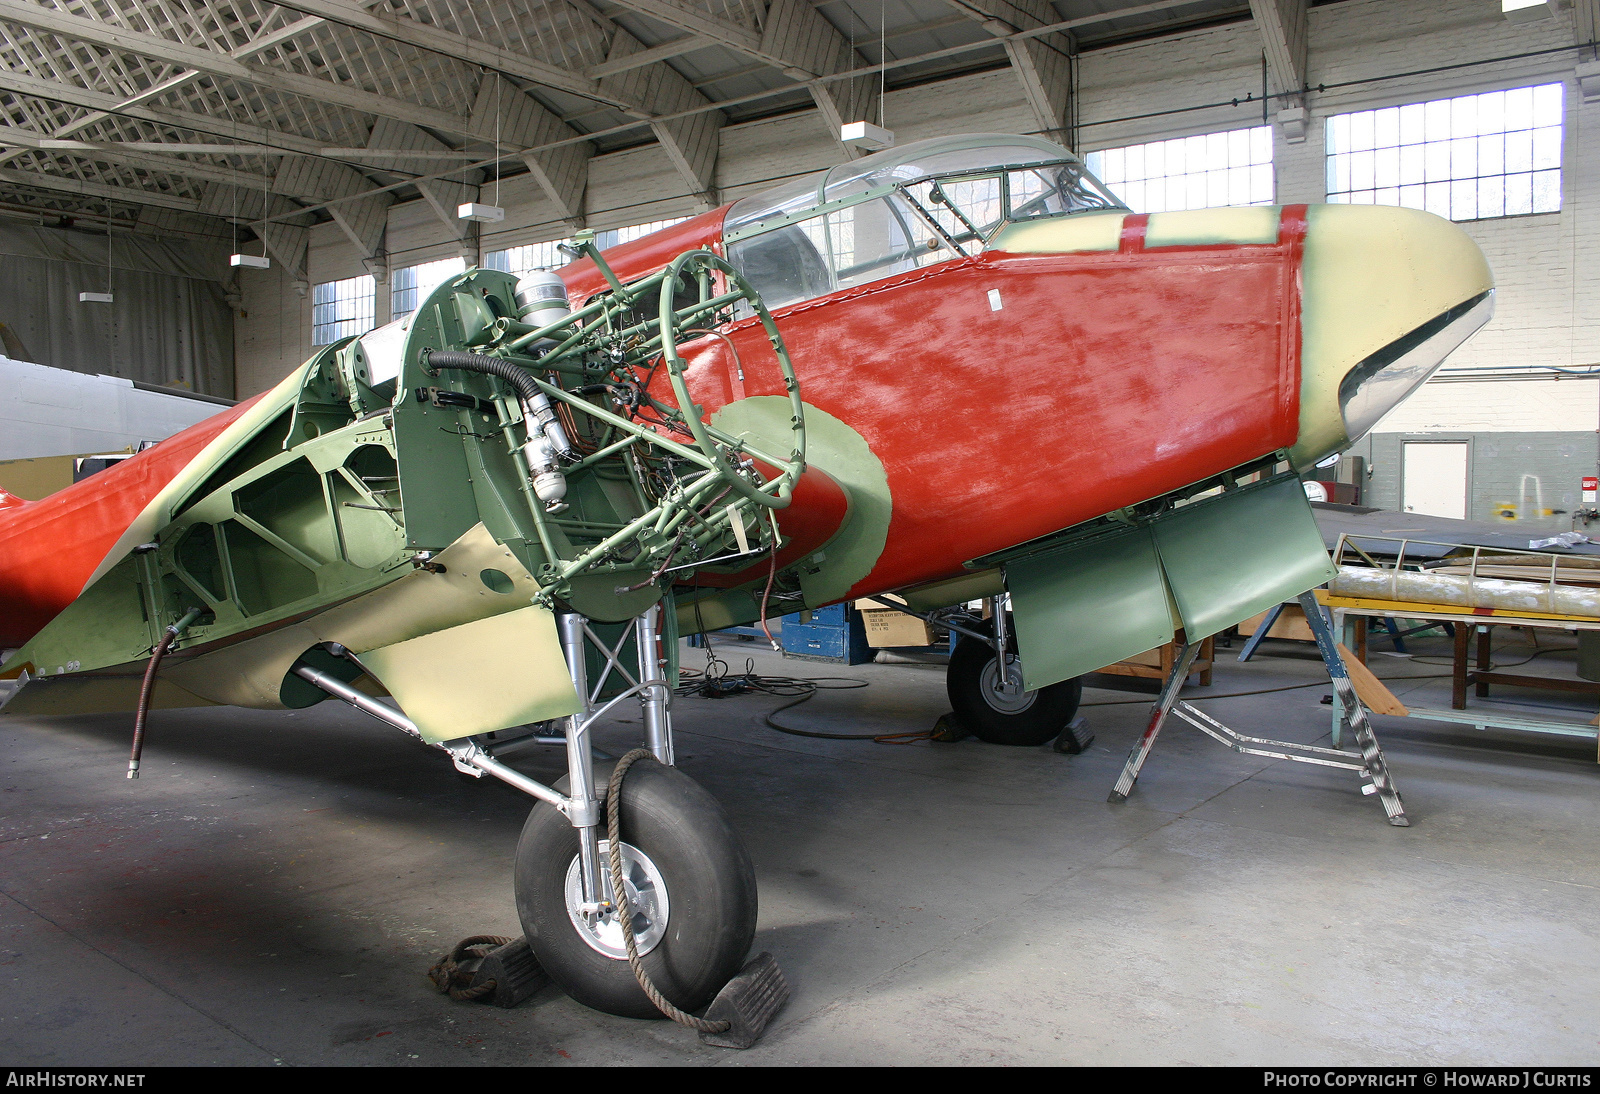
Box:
[1077, 672, 1454, 707]
[1404, 645, 1571, 669]
[676, 645, 908, 741]
[677, 640, 1461, 735]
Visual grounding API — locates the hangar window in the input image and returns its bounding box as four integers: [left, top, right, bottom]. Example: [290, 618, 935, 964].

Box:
[595, 218, 689, 250]
[311, 275, 375, 346]
[1084, 126, 1274, 213]
[1325, 83, 1564, 220]
[391, 257, 466, 323]
[485, 239, 571, 276]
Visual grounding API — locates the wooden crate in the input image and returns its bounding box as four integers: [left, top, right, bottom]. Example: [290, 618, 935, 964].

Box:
[1238, 603, 1315, 641]
[1095, 636, 1214, 685]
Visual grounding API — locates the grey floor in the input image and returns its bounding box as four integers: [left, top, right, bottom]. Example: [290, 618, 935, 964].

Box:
[2, 630, 1598, 1066]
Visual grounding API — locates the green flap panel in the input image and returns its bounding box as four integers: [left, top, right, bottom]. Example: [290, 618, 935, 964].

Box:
[1004, 474, 1335, 692]
[1007, 526, 1176, 691]
[1152, 475, 1337, 642]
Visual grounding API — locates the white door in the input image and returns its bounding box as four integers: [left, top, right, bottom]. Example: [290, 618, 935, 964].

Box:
[1402, 441, 1469, 519]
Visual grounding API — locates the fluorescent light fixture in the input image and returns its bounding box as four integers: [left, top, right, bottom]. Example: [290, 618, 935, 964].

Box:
[841, 121, 894, 152]
[1502, 0, 1551, 20]
[458, 202, 505, 223]
[78, 291, 113, 303]
[230, 253, 271, 269]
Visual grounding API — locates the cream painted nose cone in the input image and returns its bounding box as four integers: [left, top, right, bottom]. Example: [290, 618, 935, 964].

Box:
[1290, 204, 1494, 468]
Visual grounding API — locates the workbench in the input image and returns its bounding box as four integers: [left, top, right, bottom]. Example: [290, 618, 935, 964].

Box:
[1316, 590, 1600, 751]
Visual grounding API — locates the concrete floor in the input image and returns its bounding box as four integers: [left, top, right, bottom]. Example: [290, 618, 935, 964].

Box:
[2, 630, 1598, 1066]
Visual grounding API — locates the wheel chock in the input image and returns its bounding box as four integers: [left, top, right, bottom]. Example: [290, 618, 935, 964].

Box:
[1052, 716, 1094, 755]
[468, 936, 550, 1008]
[697, 951, 790, 1049]
[929, 712, 970, 742]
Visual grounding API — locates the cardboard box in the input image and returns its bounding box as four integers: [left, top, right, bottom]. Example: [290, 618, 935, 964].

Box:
[857, 608, 933, 648]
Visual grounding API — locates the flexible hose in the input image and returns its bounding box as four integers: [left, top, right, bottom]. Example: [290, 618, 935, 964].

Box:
[605, 749, 731, 1034]
[128, 607, 203, 780]
[424, 350, 541, 405]
[425, 349, 574, 464]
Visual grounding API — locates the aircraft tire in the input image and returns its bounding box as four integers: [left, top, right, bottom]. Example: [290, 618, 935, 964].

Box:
[947, 631, 1082, 747]
[514, 758, 757, 1020]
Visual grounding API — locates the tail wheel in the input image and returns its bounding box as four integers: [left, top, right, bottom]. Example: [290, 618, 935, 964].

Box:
[947, 629, 1082, 746]
[514, 758, 757, 1019]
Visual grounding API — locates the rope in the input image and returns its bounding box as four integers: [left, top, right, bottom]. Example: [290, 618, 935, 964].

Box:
[427, 935, 512, 1002]
[605, 749, 731, 1033]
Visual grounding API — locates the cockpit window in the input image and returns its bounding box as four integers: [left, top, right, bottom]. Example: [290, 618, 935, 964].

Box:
[1006, 164, 1121, 221]
[726, 223, 831, 311]
[922, 175, 1005, 252]
[723, 134, 1126, 312]
[729, 194, 957, 310]
[824, 195, 956, 289]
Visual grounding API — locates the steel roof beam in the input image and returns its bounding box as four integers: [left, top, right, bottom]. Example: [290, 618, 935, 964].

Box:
[944, 0, 1074, 145]
[256, 0, 623, 106]
[0, 0, 492, 143]
[601, 0, 762, 56]
[1249, 0, 1308, 138]
[0, 163, 200, 211]
[606, 0, 886, 151]
[587, 34, 710, 78]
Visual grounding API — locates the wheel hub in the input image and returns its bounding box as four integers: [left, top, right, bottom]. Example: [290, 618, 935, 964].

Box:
[979, 654, 1038, 714]
[564, 839, 671, 960]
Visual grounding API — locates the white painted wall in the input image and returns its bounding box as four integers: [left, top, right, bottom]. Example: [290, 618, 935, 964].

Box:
[235, 0, 1600, 455]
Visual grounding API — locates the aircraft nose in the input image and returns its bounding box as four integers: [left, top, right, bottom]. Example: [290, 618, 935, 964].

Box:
[1290, 203, 1494, 468]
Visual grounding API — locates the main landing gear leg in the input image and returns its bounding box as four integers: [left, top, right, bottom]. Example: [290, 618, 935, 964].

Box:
[515, 606, 785, 1039]
[291, 605, 788, 1043]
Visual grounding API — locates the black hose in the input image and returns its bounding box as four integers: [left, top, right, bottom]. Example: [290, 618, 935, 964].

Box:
[128, 607, 203, 780]
[423, 350, 541, 404]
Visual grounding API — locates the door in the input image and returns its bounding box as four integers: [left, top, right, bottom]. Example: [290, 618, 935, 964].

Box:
[1402, 441, 1469, 519]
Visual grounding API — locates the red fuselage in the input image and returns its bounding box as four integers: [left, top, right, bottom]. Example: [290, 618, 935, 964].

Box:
[0, 205, 1305, 648]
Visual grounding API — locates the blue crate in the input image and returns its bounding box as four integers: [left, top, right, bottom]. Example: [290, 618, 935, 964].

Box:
[780, 604, 874, 665]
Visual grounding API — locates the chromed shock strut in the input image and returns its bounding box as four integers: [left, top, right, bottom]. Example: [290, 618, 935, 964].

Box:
[557, 611, 607, 914]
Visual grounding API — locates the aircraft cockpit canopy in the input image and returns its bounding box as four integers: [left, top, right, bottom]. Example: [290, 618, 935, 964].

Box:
[724, 134, 1125, 311]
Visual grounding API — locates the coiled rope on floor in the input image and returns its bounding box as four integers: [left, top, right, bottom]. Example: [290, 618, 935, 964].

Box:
[605, 748, 731, 1034]
[427, 935, 512, 1001]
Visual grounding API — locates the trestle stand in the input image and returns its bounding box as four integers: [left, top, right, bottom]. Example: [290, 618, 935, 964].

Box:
[1106, 591, 1408, 825]
[1107, 639, 1202, 804]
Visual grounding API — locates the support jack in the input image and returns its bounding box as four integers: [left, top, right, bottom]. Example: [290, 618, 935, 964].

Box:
[1108, 591, 1408, 826]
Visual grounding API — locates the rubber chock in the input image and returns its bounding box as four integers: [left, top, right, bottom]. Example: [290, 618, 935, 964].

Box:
[929, 712, 969, 742]
[469, 936, 550, 1008]
[697, 951, 789, 1049]
[1052, 716, 1094, 755]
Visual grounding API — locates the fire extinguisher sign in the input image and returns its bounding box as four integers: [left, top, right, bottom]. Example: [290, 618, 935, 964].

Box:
[1584, 476, 1598, 504]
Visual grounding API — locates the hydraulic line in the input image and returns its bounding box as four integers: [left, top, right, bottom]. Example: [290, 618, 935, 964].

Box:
[425, 349, 574, 509]
[424, 349, 573, 456]
[127, 607, 204, 780]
